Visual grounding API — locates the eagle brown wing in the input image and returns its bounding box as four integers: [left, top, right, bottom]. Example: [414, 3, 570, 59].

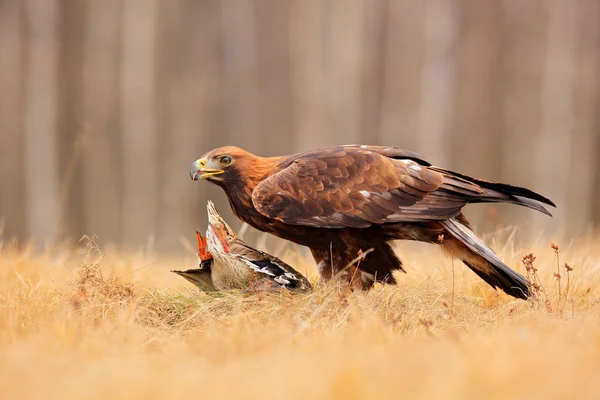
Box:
[252, 148, 472, 229]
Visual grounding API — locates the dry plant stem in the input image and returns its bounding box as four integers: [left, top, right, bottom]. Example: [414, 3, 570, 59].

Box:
[334, 248, 375, 283]
[451, 259, 455, 319]
[552, 244, 561, 312]
[522, 253, 547, 308]
[564, 263, 573, 310]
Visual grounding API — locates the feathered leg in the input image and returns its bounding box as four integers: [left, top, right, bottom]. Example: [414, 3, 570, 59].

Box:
[310, 240, 401, 290]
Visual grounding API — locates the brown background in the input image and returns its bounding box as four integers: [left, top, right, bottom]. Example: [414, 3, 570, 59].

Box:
[0, 0, 598, 252]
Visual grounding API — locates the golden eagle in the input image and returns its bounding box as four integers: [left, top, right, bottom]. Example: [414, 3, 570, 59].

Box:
[190, 145, 555, 299]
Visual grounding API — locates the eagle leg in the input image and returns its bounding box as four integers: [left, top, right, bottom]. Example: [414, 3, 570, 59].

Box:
[310, 241, 402, 290]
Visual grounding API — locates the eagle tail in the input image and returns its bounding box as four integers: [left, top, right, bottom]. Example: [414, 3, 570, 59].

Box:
[478, 182, 555, 216]
[437, 168, 556, 216]
[508, 195, 552, 217]
[440, 218, 530, 300]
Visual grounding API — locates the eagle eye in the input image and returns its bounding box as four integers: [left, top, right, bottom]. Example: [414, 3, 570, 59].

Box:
[219, 156, 232, 167]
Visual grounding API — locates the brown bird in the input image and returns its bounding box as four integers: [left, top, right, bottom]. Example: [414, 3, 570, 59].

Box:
[189, 145, 555, 299]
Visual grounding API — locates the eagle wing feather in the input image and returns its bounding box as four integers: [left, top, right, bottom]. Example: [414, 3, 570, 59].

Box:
[252, 148, 466, 228]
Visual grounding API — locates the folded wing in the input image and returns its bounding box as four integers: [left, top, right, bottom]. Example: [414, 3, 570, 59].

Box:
[252, 147, 554, 229]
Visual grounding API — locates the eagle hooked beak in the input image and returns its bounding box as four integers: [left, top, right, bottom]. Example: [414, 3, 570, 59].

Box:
[190, 158, 225, 181]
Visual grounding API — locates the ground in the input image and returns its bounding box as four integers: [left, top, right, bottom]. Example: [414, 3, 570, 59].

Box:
[0, 229, 599, 399]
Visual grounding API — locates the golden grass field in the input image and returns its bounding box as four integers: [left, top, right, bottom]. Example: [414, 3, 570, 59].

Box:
[1, 228, 599, 399]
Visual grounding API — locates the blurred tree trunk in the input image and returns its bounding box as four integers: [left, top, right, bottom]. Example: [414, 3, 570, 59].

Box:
[533, 0, 577, 232]
[156, 0, 223, 252]
[450, 0, 504, 230]
[0, 0, 26, 241]
[417, 0, 457, 166]
[80, 0, 123, 246]
[572, 0, 600, 233]
[289, 0, 329, 150]
[359, 0, 388, 142]
[323, 0, 363, 145]
[56, 0, 86, 243]
[451, 0, 503, 179]
[379, 0, 425, 150]
[219, 0, 260, 151]
[499, 0, 548, 230]
[120, 0, 159, 250]
[255, 0, 294, 155]
[23, 0, 61, 247]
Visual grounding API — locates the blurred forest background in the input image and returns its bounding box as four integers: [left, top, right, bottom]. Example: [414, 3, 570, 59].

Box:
[0, 0, 599, 253]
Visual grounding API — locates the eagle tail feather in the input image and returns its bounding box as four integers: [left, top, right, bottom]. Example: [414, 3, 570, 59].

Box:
[509, 195, 553, 216]
[474, 180, 555, 207]
[441, 218, 530, 300]
[437, 168, 556, 216]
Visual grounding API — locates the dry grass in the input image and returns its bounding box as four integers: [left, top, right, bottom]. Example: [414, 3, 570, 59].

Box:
[1, 231, 600, 399]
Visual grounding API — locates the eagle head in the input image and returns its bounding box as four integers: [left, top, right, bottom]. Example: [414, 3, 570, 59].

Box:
[190, 146, 280, 194]
[189, 146, 253, 183]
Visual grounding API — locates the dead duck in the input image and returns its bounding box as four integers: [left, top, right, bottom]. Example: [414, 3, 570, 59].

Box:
[205, 200, 312, 292]
[172, 201, 312, 292]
